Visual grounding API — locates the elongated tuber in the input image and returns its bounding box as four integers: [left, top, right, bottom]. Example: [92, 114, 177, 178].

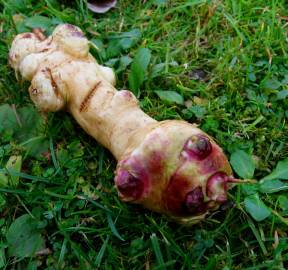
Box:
[9, 24, 235, 224]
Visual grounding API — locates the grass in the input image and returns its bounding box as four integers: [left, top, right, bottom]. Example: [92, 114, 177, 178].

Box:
[0, 0, 288, 269]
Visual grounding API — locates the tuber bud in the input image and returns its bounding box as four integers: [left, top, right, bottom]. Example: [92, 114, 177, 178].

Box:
[184, 187, 206, 214]
[182, 135, 212, 160]
[206, 172, 229, 202]
[116, 169, 144, 201]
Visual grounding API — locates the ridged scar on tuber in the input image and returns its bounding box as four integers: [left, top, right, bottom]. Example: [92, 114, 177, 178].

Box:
[9, 24, 236, 224]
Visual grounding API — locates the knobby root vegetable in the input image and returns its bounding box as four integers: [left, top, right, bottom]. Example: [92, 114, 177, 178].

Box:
[9, 24, 237, 224]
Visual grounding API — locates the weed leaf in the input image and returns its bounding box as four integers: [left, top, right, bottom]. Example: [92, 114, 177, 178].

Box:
[106, 29, 141, 58]
[0, 171, 8, 188]
[155, 90, 184, 105]
[244, 193, 271, 221]
[6, 155, 22, 187]
[150, 63, 165, 78]
[128, 48, 151, 96]
[6, 214, 45, 258]
[116, 55, 133, 73]
[259, 179, 288, 193]
[278, 196, 288, 212]
[263, 78, 282, 90]
[276, 90, 288, 100]
[25, 15, 52, 30]
[0, 104, 19, 133]
[0, 105, 48, 157]
[230, 150, 255, 179]
[261, 158, 288, 181]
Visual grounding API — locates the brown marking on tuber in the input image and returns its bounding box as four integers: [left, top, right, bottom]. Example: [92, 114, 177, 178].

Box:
[31, 88, 38, 95]
[39, 48, 50, 53]
[32, 28, 46, 41]
[22, 33, 33, 39]
[79, 81, 102, 112]
[46, 68, 60, 97]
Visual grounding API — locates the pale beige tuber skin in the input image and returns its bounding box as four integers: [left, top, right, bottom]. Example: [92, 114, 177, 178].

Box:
[9, 24, 235, 224]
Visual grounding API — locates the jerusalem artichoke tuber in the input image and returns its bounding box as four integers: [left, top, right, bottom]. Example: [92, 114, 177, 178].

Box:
[9, 24, 235, 224]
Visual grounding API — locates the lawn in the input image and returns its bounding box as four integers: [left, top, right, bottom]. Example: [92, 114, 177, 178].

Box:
[0, 0, 288, 269]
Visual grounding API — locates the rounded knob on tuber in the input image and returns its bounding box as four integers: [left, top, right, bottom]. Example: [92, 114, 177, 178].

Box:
[115, 169, 145, 201]
[184, 187, 206, 214]
[206, 172, 229, 202]
[182, 135, 212, 160]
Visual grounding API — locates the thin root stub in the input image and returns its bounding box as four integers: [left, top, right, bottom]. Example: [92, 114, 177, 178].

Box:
[227, 178, 258, 184]
[9, 23, 236, 224]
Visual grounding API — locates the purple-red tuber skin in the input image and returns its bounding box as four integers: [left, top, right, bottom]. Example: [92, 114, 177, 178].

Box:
[185, 187, 206, 214]
[116, 170, 144, 200]
[115, 123, 233, 224]
[182, 135, 212, 160]
[206, 172, 229, 203]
